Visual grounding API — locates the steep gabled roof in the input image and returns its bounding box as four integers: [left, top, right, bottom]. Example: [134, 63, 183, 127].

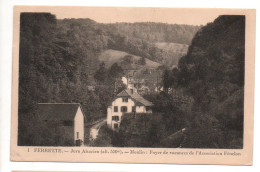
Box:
[117, 90, 130, 97]
[116, 89, 153, 106]
[38, 103, 84, 121]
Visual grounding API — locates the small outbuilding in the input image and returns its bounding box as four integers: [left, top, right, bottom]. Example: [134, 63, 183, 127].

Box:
[38, 103, 86, 146]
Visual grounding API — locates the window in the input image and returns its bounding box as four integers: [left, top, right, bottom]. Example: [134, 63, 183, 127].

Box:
[114, 123, 119, 129]
[122, 97, 128, 102]
[112, 116, 119, 121]
[114, 106, 118, 112]
[130, 89, 134, 94]
[77, 132, 79, 139]
[121, 106, 127, 112]
[146, 106, 151, 112]
[132, 106, 136, 112]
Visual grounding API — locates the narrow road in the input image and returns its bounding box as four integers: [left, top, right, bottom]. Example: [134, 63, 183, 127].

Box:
[89, 119, 107, 140]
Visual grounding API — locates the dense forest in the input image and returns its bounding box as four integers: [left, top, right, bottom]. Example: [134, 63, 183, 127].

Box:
[103, 22, 200, 44]
[178, 15, 245, 148]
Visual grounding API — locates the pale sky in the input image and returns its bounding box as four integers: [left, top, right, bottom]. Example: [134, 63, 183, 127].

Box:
[15, 6, 248, 25]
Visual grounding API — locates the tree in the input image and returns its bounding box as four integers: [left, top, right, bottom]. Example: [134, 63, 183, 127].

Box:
[163, 69, 171, 93]
[94, 62, 107, 83]
[170, 68, 179, 88]
[108, 63, 123, 79]
[138, 57, 146, 65]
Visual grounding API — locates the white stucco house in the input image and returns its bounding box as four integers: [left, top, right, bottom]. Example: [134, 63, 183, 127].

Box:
[107, 89, 153, 130]
[38, 103, 86, 146]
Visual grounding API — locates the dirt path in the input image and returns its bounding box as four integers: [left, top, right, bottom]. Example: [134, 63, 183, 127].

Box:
[89, 119, 107, 140]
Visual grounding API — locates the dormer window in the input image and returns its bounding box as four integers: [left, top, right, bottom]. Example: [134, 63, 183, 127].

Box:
[122, 97, 128, 102]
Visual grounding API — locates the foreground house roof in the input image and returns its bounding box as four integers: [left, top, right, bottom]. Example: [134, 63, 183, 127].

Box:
[116, 89, 153, 106]
[38, 103, 84, 121]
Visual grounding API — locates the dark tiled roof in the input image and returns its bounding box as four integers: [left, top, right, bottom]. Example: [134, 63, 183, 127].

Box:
[38, 103, 84, 121]
[116, 89, 153, 106]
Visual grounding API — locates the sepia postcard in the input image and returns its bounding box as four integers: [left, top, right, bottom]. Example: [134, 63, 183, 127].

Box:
[11, 6, 255, 165]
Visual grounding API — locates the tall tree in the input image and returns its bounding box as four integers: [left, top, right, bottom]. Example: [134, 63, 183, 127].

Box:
[94, 62, 107, 83]
[163, 69, 171, 93]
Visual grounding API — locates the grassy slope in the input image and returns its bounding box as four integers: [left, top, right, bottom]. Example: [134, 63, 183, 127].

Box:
[99, 42, 189, 69]
[98, 49, 161, 69]
[155, 42, 188, 53]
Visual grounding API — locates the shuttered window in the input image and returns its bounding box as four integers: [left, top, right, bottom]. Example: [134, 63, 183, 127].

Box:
[112, 116, 119, 121]
[114, 124, 119, 129]
[121, 106, 127, 112]
[114, 106, 118, 112]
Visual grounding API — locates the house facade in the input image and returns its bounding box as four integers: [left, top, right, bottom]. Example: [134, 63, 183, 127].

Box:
[122, 76, 149, 95]
[38, 103, 86, 146]
[107, 89, 153, 130]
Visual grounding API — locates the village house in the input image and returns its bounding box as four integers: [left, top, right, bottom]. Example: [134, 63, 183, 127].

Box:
[107, 89, 153, 130]
[38, 103, 86, 146]
[121, 76, 148, 95]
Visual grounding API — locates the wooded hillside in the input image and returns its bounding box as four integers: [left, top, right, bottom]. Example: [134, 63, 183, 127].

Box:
[103, 22, 201, 44]
[18, 13, 199, 145]
[160, 15, 245, 148]
[180, 15, 245, 148]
